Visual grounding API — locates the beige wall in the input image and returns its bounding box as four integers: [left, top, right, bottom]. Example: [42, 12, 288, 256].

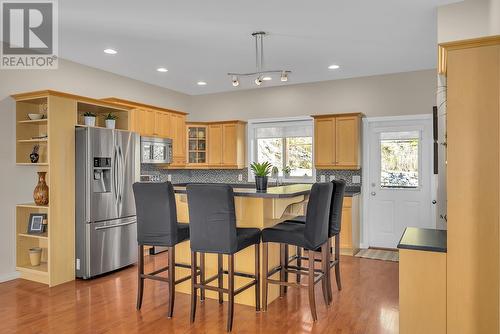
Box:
[438, 0, 500, 43]
[0, 59, 190, 280]
[188, 70, 436, 121]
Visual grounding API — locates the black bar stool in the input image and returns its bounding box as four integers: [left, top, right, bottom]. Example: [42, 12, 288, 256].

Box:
[133, 182, 197, 318]
[290, 179, 346, 301]
[261, 182, 333, 321]
[186, 184, 261, 332]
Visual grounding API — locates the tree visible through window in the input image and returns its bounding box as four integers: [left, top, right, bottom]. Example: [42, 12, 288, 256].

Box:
[380, 135, 419, 188]
[257, 137, 312, 178]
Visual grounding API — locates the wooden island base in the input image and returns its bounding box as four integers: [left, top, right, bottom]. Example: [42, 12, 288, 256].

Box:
[171, 192, 306, 307]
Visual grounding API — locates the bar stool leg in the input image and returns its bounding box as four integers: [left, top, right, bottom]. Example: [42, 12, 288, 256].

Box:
[218, 253, 224, 304]
[326, 239, 333, 303]
[190, 251, 198, 323]
[200, 252, 206, 302]
[296, 246, 302, 283]
[308, 249, 318, 321]
[334, 234, 342, 291]
[136, 245, 144, 310]
[227, 254, 235, 332]
[254, 244, 260, 311]
[167, 246, 176, 318]
[262, 242, 269, 312]
[279, 243, 285, 297]
[322, 242, 332, 306]
[284, 245, 289, 294]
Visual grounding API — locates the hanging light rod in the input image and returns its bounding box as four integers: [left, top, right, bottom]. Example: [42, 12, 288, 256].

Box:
[228, 31, 291, 87]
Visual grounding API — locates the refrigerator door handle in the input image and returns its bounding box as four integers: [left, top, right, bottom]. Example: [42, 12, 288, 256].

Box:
[94, 220, 136, 231]
[112, 145, 119, 207]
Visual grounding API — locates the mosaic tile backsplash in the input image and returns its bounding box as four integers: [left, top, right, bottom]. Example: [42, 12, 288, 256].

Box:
[141, 164, 362, 186]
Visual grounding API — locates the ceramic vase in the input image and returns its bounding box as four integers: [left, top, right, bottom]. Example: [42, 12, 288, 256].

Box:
[105, 119, 116, 129]
[255, 176, 268, 192]
[84, 116, 96, 127]
[33, 172, 49, 206]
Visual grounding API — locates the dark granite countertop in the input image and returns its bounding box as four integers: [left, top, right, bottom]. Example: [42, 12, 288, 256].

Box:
[397, 227, 447, 253]
[173, 183, 361, 198]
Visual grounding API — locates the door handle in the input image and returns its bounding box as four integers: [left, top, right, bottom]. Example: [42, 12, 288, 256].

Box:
[371, 191, 376, 196]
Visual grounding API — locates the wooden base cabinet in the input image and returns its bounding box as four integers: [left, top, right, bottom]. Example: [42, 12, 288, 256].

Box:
[399, 249, 447, 334]
[339, 195, 360, 256]
[313, 113, 362, 170]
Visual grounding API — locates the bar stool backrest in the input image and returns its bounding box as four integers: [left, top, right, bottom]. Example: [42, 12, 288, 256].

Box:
[132, 182, 179, 247]
[187, 184, 238, 254]
[329, 180, 346, 236]
[304, 182, 333, 250]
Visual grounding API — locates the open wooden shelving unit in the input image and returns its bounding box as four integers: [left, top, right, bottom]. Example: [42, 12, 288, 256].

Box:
[12, 90, 133, 287]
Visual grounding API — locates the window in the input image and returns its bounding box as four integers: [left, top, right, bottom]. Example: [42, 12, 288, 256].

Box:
[380, 131, 420, 188]
[249, 118, 314, 182]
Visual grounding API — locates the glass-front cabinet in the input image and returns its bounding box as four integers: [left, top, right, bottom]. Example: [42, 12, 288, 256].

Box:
[187, 125, 207, 165]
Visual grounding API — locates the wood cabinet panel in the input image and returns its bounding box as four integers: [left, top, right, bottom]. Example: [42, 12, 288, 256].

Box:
[222, 124, 237, 166]
[154, 111, 170, 138]
[399, 249, 447, 334]
[313, 113, 361, 170]
[446, 43, 500, 334]
[208, 124, 222, 165]
[336, 116, 359, 167]
[170, 113, 186, 166]
[314, 118, 335, 167]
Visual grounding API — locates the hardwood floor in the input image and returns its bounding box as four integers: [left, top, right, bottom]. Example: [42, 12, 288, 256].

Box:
[0, 254, 399, 334]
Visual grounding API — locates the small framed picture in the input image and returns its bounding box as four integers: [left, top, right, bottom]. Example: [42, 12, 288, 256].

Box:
[28, 214, 47, 234]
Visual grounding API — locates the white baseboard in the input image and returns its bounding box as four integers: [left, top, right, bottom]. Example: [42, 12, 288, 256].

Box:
[0, 271, 20, 283]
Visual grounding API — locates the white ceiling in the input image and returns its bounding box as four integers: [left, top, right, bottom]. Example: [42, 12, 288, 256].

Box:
[59, 0, 459, 95]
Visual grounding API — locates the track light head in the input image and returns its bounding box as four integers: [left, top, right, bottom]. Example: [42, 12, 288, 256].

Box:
[280, 71, 288, 82]
[255, 76, 263, 86]
[232, 75, 239, 87]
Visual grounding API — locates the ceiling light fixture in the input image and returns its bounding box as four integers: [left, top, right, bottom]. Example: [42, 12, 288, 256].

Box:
[280, 71, 288, 82]
[197, 81, 207, 86]
[328, 64, 340, 70]
[157, 67, 168, 72]
[228, 31, 291, 87]
[232, 75, 240, 87]
[104, 48, 117, 55]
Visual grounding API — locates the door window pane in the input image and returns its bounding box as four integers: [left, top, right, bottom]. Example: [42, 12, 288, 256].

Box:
[286, 137, 313, 177]
[380, 131, 419, 188]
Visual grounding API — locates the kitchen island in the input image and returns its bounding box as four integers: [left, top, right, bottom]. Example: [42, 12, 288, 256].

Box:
[171, 184, 309, 307]
[163, 183, 360, 307]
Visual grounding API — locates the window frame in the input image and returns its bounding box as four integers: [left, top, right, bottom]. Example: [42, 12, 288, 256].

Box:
[247, 116, 315, 184]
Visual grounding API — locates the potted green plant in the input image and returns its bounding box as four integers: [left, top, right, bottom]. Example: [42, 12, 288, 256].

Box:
[283, 166, 292, 178]
[104, 113, 118, 129]
[83, 112, 97, 127]
[250, 161, 272, 192]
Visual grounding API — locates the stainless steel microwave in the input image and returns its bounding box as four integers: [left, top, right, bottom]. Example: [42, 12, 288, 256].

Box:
[140, 137, 172, 164]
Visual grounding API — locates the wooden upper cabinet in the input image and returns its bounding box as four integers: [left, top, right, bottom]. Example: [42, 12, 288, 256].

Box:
[208, 124, 223, 165]
[204, 121, 246, 168]
[314, 117, 336, 167]
[154, 111, 170, 138]
[335, 116, 360, 168]
[313, 113, 362, 170]
[170, 113, 186, 166]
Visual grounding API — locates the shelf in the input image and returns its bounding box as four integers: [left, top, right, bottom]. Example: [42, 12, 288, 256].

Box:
[18, 233, 48, 240]
[17, 138, 48, 143]
[18, 119, 48, 124]
[16, 162, 49, 166]
[17, 262, 48, 275]
[16, 203, 49, 210]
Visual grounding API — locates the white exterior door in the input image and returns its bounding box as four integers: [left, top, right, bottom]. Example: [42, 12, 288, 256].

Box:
[366, 117, 434, 248]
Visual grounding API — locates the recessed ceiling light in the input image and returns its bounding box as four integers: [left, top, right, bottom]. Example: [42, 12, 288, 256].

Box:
[104, 48, 117, 55]
[197, 81, 207, 86]
[157, 67, 168, 72]
[328, 64, 340, 70]
[262, 76, 272, 81]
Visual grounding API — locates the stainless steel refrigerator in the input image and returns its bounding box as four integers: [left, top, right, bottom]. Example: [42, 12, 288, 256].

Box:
[75, 127, 140, 279]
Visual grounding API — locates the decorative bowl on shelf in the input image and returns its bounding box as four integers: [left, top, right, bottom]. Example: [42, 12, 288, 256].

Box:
[28, 114, 44, 120]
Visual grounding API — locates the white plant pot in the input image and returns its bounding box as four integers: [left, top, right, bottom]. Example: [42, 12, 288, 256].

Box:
[84, 116, 96, 127]
[105, 119, 116, 129]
